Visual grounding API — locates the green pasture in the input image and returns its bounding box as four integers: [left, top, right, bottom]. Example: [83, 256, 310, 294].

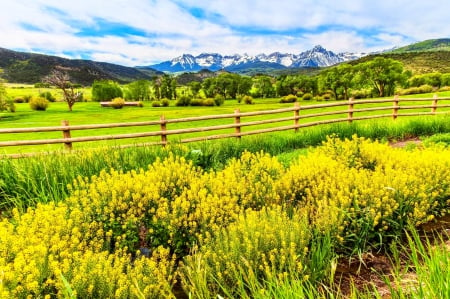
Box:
[1, 90, 450, 154]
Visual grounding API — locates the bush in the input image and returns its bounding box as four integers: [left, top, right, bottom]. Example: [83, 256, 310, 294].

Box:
[13, 97, 25, 103]
[214, 94, 225, 106]
[280, 94, 297, 103]
[322, 93, 333, 101]
[351, 89, 371, 99]
[213, 94, 225, 106]
[110, 97, 125, 109]
[23, 95, 32, 103]
[243, 95, 254, 104]
[152, 101, 161, 107]
[189, 99, 203, 106]
[296, 91, 304, 98]
[137, 101, 144, 107]
[176, 95, 192, 106]
[302, 93, 313, 101]
[202, 98, 215, 106]
[397, 84, 434, 96]
[39, 91, 56, 102]
[161, 99, 170, 107]
[8, 102, 16, 113]
[29, 97, 49, 111]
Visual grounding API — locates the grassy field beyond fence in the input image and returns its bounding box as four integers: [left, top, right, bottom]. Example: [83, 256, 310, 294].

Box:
[1, 94, 449, 156]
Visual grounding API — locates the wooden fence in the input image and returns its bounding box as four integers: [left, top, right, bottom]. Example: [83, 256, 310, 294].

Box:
[1, 95, 449, 158]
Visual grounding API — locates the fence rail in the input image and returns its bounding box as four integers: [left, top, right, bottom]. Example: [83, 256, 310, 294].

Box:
[1, 95, 450, 158]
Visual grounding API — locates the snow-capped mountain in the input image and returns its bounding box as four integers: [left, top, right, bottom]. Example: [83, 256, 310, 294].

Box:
[147, 45, 366, 73]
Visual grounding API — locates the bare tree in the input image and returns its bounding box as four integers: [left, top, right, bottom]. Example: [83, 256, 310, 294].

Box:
[44, 67, 82, 111]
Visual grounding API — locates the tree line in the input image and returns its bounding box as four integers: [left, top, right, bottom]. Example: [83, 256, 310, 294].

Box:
[4, 57, 449, 112]
[91, 57, 450, 104]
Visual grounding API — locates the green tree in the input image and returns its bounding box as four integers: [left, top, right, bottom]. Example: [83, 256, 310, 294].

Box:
[237, 76, 253, 97]
[253, 75, 274, 98]
[188, 81, 202, 97]
[126, 80, 152, 101]
[318, 64, 355, 100]
[355, 57, 407, 97]
[91, 80, 123, 102]
[159, 75, 175, 99]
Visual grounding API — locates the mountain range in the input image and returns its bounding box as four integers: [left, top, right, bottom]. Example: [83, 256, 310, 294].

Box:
[143, 45, 367, 73]
[1, 38, 450, 84]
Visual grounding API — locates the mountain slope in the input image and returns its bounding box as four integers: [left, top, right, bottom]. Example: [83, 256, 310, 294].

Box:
[0, 48, 162, 85]
[147, 46, 365, 73]
[391, 38, 450, 53]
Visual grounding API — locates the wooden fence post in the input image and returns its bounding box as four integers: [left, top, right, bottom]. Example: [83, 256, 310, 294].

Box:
[61, 120, 72, 150]
[431, 94, 438, 114]
[294, 102, 300, 132]
[160, 115, 167, 146]
[392, 95, 399, 120]
[234, 109, 241, 139]
[347, 97, 354, 123]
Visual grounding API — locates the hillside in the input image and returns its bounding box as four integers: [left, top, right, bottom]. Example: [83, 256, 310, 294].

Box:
[349, 51, 450, 74]
[391, 38, 450, 53]
[0, 48, 162, 85]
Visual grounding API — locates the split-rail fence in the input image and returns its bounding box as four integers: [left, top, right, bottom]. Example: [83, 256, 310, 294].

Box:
[1, 95, 449, 158]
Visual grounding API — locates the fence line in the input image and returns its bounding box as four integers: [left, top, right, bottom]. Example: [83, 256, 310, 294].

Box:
[1, 95, 449, 158]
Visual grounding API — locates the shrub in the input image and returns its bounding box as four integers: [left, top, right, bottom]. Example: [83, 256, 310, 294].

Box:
[439, 86, 450, 92]
[13, 97, 25, 103]
[137, 101, 144, 107]
[8, 101, 16, 112]
[176, 95, 191, 106]
[161, 99, 170, 107]
[0, 98, 8, 112]
[315, 95, 324, 101]
[296, 91, 304, 98]
[152, 101, 161, 107]
[302, 93, 313, 101]
[243, 95, 254, 104]
[23, 95, 33, 103]
[189, 99, 203, 106]
[39, 91, 56, 102]
[214, 94, 225, 106]
[397, 84, 434, 96]
[110, 97, 125, 109]
[322, 93, 333, 101]
[29, 97, 49, 111]
[351, 89, 371, 99]
[202, 98, 215, 106]
[280, 94, 298, 103]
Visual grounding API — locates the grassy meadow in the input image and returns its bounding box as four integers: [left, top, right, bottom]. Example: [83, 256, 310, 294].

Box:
[1, 85, 450, 298]
[1, 88, 450, 155]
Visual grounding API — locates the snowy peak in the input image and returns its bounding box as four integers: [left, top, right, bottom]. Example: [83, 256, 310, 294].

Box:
[149, 45, 367, 73]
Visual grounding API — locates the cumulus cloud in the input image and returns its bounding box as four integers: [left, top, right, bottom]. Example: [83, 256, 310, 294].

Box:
[0, 0, 449, 66]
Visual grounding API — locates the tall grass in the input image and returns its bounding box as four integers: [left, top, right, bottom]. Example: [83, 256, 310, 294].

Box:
[1, 115, 449, 210]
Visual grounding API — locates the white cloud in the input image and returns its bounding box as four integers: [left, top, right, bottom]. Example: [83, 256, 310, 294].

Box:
[0, 0, 449, 66]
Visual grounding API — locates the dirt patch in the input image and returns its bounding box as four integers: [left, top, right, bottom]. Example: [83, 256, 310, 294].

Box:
[334, 214, 450, 297]
[389, 137, 422, 148]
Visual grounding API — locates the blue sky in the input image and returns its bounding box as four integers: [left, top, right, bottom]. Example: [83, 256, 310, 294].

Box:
[0, 0, 449, 66]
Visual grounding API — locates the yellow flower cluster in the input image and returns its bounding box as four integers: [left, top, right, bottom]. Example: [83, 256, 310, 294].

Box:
[276, 135, 450, 250]
[0, 203, 176, 298]
[1, 135, 449, 297]
[180, 205, 313, 298]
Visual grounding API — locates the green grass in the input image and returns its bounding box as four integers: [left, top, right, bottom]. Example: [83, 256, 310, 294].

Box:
[1, 91, 449, 155]
[1, 114, 450, 211]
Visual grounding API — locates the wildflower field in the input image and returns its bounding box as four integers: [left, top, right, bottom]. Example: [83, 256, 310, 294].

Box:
[0, 132, 449, 298]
